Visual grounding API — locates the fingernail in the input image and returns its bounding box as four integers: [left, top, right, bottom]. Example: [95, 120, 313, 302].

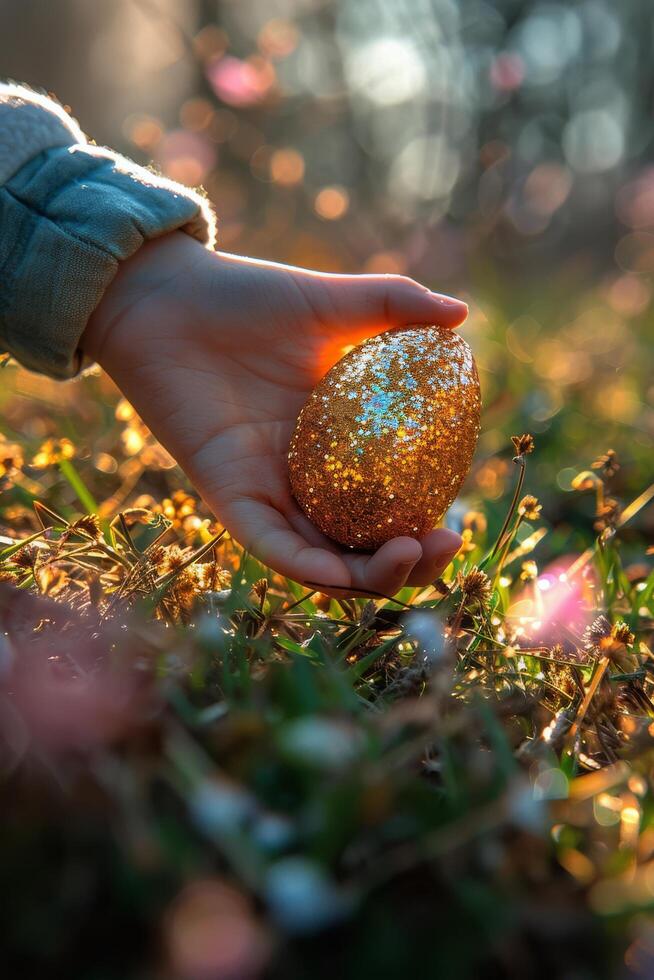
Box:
[433, 293, 467, 310]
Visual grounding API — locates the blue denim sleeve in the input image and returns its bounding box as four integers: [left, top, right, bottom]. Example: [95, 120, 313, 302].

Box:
[0, 144, 216, 379]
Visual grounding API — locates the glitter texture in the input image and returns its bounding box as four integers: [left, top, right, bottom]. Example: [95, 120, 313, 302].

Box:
[288, 325, 481, 550]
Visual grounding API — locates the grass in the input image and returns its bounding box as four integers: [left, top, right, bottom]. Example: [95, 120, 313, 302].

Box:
[1, 367, 654, 979]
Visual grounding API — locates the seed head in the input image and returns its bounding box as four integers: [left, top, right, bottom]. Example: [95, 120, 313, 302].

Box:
[252, 578, 268, 603]
[72, 514, 101, 539]
[583, 615, 612, 651]
[12, 544, 38, 570]
[159, 545, 188, 574]
[147, 545, 166, 566]
[611, 621, 635, 646]
[168, 569, 201, 622]
[456, 566, 492, 605]
[511, 433, 535, 457]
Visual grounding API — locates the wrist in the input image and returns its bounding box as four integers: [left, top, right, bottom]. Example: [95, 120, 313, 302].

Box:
[81, 231, 210, 367]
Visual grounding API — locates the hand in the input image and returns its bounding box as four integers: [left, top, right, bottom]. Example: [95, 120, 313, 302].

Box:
[83, 232, 467, 596]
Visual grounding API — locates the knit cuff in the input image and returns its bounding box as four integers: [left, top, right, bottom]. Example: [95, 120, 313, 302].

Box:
[0, 83, 85, 185]
[0, 143, 216, 378]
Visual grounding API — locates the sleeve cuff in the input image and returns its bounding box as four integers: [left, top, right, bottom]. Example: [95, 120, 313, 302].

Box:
[0, 143, 216, 379]
[0, 82, 85, 185]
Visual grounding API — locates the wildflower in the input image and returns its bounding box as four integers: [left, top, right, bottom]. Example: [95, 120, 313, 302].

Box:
[456, 566, 492, 605]
[518, 495, 542, 521]
[611, 621, 635, 646]
[583, 615, 612, 651]
[592, 449, 619, 479]
[511, 433, 535, 457]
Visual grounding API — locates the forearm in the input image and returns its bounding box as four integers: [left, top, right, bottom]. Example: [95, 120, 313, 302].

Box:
[0, 83, 216, 379]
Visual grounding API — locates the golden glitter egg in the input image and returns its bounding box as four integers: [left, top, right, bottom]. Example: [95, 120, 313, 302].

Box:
[288, 325, 481, 550]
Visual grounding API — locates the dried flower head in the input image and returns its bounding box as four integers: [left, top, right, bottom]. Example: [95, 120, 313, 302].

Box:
[611, 621, 635, 646]
[147, 545, 166, 567]
[518, 495, 542, 522]
[196, 562, 229, 593]
[167, 569, 201, 623]
[252, 578, 268, 604]
[592, 450, 619, 479]
[511, 434, 535, 457]
[583, 615, 612, 651]
[456, 566, 492, 605]
[159, 545, 189, 575]
[72, 514, 101, 539]
[11, 544, 39, 570]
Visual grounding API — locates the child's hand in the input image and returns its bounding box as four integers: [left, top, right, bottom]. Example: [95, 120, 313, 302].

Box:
[83, 232, 468, 596]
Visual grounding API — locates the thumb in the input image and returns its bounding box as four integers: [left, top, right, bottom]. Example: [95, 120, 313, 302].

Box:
[324, 273, 468, 332]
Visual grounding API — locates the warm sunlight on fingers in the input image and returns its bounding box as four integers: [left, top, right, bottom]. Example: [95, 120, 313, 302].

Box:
[313, 327, 405, 381]
[312, 331, 372, 381]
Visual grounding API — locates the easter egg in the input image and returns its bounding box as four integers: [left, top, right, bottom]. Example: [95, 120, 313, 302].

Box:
[288, 325, 480, 550]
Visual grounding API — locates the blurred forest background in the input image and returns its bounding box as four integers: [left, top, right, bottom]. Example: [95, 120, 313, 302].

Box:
[1, 0, 653, 553]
